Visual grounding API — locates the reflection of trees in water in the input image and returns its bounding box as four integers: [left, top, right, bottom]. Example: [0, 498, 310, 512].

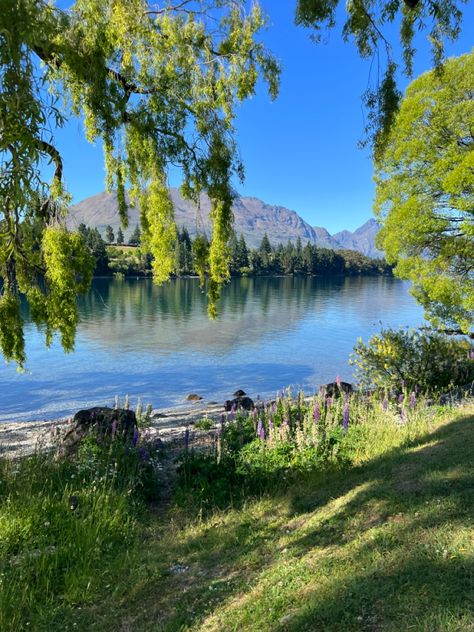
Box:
[67, 276, 412, 355]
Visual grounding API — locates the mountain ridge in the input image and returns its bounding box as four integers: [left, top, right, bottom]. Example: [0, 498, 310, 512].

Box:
[68, 189, 383, 258]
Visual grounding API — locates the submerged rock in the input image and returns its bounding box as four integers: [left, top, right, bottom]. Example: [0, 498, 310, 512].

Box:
[186, 393, 203, 401]
[59, 407, 137, 456]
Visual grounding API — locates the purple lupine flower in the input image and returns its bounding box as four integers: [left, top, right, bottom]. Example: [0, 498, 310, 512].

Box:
[256, 418, 263, 437]
[111, 420, 118, 438]
[400, 408, 406, 423]
[382, 398, 388, 412]
[284, 418, 289, 427]
[313, 402, 320, 424]
[139, 447, 149, 462]
[410, 392, 416, 409]
[229, 404, 236, 422]
[220, 413, 226, 433]
[336, 375, 341, 387]
[343, 403, 349, 433]
[398, 393, 404, 404]
[259, 425, 265, 441]
[132, 428, 140, 447]
[401, 380, 405, 390]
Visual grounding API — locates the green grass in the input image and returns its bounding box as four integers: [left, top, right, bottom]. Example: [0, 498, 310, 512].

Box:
[1, 403, 473, 631]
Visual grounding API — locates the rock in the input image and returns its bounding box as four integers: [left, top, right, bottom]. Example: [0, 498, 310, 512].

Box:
[224, 396, 254, 412]
[186, 393, 203, 401]
[319, 382, 354, 399]
[233, 389, 247, 397]
[59, 407, 137, 456]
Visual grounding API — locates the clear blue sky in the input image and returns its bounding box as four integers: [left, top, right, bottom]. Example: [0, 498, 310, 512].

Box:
[56, 1, 474, 233]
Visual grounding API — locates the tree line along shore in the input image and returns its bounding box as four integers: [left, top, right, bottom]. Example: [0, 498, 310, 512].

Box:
[80, 223, 392, 279]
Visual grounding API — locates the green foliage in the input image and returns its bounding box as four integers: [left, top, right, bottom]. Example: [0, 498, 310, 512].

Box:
[0, 0, 280, 365]
[0, 424, 161, 632]
[116, 227, 124, 245]
[176, 387, 438, 509]
[194, 417, 214, 431]
[296, 0, 466, 153]
[374, 51, 474, 333]
[105, 225, 114, 244]
[78, 223, 109, 274]
[128, 223, 142, 247]
[351, 327, 474, 394]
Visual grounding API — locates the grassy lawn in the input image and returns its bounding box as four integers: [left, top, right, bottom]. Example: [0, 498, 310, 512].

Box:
[1, 403, 473, 631]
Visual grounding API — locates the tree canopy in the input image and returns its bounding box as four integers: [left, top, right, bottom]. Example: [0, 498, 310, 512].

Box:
[0, 0, 279, 367]
[295, 0, 466, 157]
[374, 50, 473, 334]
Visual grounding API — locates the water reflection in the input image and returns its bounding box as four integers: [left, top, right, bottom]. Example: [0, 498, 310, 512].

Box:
[74, 276, 409, 355]
[2, 276, 424, 422]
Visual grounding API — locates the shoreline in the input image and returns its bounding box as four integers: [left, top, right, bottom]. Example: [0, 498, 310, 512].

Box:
[0, 400, 228, 459]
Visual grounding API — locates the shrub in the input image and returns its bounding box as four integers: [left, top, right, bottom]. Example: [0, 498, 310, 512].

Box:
[351, 327, 474, 394]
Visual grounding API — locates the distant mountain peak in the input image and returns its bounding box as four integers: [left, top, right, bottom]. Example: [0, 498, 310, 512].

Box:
[68, 189, 383, 257]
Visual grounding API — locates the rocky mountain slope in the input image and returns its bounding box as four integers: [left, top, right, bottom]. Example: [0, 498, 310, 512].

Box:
[68, 189, 383, 257]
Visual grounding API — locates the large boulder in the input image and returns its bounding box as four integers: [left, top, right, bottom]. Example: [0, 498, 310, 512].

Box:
[59, 407, 137, 456]
[224, 396, 254, 412]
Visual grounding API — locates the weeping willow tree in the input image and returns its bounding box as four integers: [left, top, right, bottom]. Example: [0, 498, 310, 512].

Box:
[296, 0, 466, 158]
[0, 0, 280, 367]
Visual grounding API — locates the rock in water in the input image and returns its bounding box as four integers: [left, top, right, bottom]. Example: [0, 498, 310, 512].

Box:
[186, 393, 203, 401]
[319, 382, 354, 398]
[224, 396, 254, 411]
[60, 407, 137, 456]
[233, 389, 247, 397]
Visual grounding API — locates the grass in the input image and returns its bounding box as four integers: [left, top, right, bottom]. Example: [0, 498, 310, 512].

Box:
[1, 400, 473, 631]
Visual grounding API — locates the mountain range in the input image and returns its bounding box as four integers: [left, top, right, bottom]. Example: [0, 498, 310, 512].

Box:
[68, 189, 383, 259]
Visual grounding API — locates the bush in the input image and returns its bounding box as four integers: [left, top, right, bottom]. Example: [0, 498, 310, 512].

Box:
[351, 327, 474, 394]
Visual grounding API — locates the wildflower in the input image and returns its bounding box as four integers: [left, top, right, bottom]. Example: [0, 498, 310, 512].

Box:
[138, 447, 149, 462]
[410, 392, 416, 409]
[336, 375, 341, 387]
[400, 408, 406, 423]
[259, 425, 265, 442]
[398, 393, 404, 404]
[111, 420, 118, 438]
[313, 402, 320, 424]
[343, 403, 349, 433]
[382, 398, 388, 412]
[256, 418, 263, 437]
[229, 404, 236, 422]
[132, 428, 140, 447]
[326, 397, 333, 407]
[220, 414, 226, 433]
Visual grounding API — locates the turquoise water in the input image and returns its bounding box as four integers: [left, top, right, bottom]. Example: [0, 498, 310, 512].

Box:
[0, 276, 425, 422]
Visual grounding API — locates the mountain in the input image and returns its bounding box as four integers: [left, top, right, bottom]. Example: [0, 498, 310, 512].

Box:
[68, 189, 383, 257]
[332, 219, 382, 259]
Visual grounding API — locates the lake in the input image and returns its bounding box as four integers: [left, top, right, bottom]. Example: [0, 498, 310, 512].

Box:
[0, 276, 425, 422]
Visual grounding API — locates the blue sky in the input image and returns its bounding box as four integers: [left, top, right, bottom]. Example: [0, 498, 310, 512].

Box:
[56, 1, 474, 233]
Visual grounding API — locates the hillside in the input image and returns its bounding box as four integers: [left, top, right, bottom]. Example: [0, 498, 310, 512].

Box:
[68, 189, 383, 256]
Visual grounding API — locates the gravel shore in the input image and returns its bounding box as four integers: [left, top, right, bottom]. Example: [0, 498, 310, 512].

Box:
[0, 401, 225, 459]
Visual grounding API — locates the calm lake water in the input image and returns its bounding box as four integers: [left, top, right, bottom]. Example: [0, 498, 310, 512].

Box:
[0, 276, 425, 422]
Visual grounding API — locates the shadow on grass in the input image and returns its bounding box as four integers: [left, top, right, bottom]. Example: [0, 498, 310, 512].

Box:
[76, 412, 474, 632]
